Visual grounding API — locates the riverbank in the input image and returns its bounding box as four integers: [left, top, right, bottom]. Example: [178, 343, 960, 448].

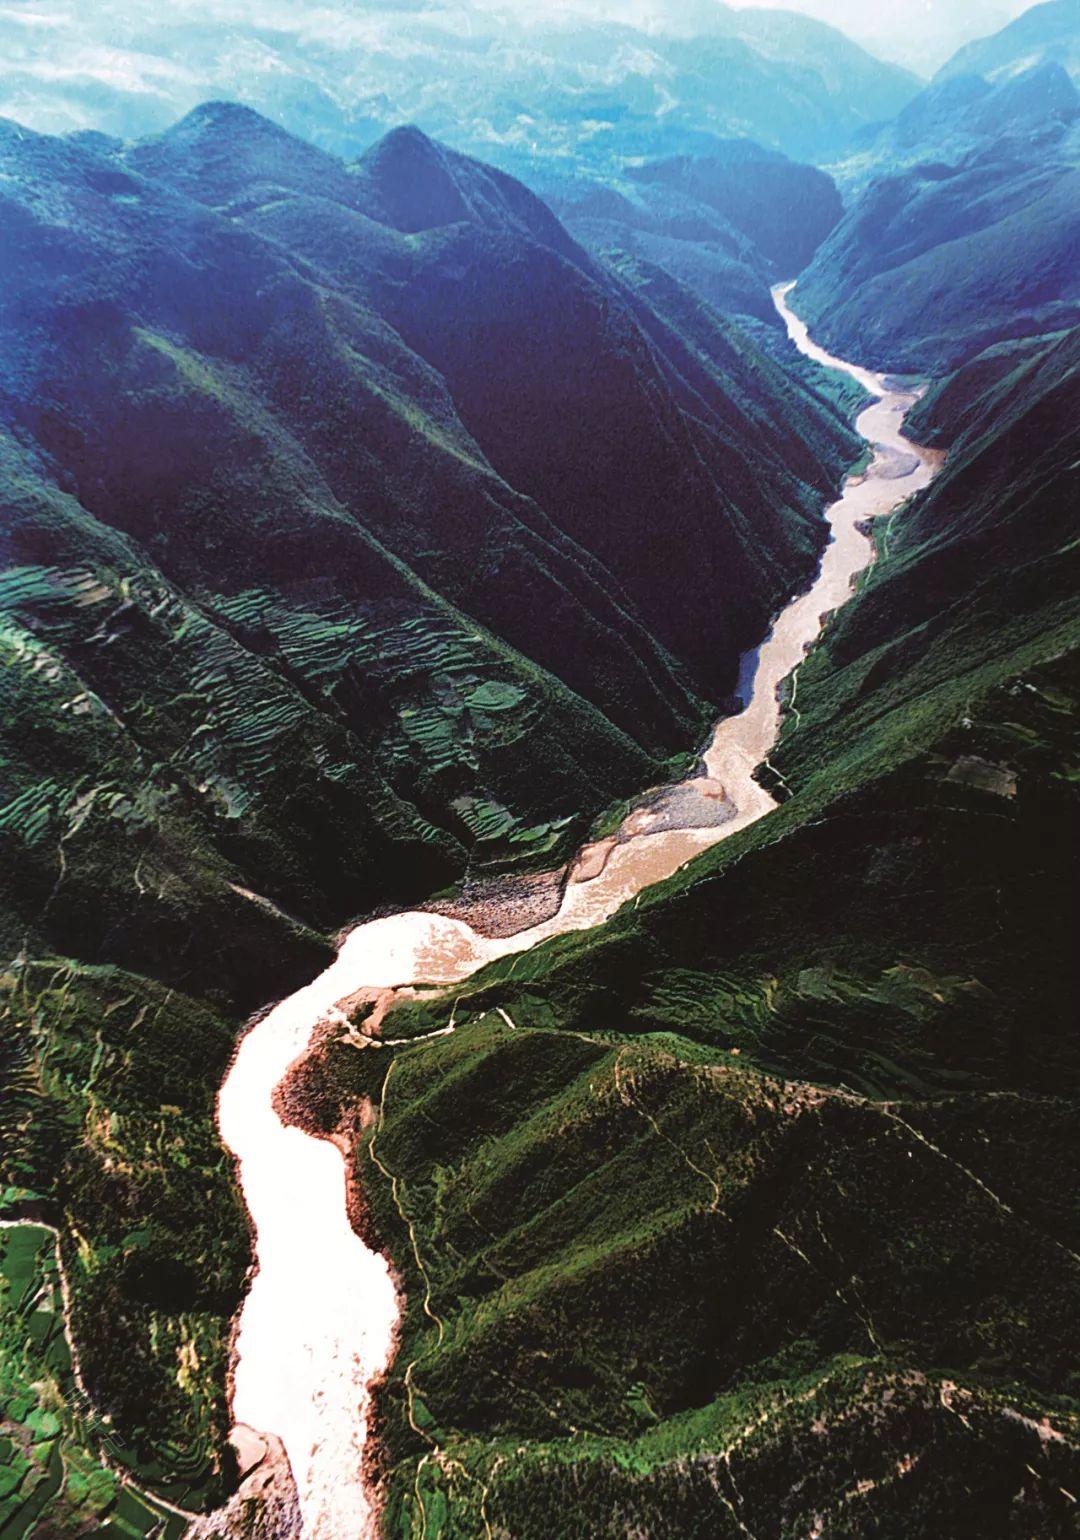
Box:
[207, 283, 944, 1540]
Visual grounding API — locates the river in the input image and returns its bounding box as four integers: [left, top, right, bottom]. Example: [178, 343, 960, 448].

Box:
[214, 282, 943, 1538]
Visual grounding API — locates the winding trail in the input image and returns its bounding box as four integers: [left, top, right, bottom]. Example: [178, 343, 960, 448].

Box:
[214, 284, 943, 1538]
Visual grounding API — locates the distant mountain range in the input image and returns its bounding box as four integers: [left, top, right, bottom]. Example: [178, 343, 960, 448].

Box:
[937, 0, 1080, 84]
[793, 0, 1080, 373]
[0, 0, 918, 169]
[550, 139, 842, 325]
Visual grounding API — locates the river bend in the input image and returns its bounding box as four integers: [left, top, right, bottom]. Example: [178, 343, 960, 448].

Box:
[216, 283, 942, 1537]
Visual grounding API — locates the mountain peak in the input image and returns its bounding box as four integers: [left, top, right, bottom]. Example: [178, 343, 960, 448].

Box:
[372, 123, 438, 156]
[936, 0, 1080, 85]
[354, 124, 580, 258]
[127, 99, 357, 210]
[991, 57, 1079, 110]
[356, 125, 475, 233]
[163, 99, 282, 143]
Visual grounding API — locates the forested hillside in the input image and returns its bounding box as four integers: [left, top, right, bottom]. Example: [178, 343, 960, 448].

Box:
[0, 106, 860, 1531]
[336, 316, 1080, 1538]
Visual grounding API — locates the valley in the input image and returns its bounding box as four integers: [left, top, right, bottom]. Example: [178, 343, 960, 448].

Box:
[1, 3, 1078, 1536]
[218, 285, 943, 1538]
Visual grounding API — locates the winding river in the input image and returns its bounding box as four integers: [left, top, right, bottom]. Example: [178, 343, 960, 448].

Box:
[215, 283, 943, 1538]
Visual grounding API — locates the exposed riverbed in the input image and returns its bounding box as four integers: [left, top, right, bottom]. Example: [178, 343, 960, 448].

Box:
[214, 283, 943, 1538]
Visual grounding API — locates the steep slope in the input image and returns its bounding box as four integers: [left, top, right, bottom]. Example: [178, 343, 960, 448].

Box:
[218, 120, 859, 701]
[0, 108, 861, 1529]
[839, 60, 1080, 191]
[937, 0, 1080, 85]
[552, 139, 842, 336]
[903, 327, 1072, 447]
[555, 179, 779, 328]
[291, 1019, 1080, 1539]
[1, 114, 717, 869]
[425, 322, 1080, 1093]
[795, 130, 1080, 370]
[550, 158, 866, 423]
[627, 142, 844, 276]
[331, 323, 1080, 1535]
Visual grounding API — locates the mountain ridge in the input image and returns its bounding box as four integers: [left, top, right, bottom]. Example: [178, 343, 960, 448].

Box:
[0, 109, 863, 1524]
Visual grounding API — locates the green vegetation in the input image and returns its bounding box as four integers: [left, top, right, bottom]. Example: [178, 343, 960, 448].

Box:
[0, 1223, 190, 1538]
[556, 138, 847, 342]
[292, 1008, 1080, 1536]
[3, 82, 1078, 1539]
[295, 319, 1080, 1533]
[627, 143, 843, 276]
[0, 960, 247, 1513]
[797, 111, 1080, 371]
[0, 106, 864, 1531]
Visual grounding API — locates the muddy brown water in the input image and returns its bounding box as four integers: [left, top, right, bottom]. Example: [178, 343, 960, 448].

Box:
[216, 282, 943, 1538]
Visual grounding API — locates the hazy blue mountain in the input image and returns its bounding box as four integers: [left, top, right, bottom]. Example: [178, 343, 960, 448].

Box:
[626, 142, 843, 274]
[556, 176, 767, 297]
[937, 0, 1080, 84]
[548, 139, 863, 419]
[548, 136, 842, 332]
[794, 116, 1080, 370]
[0, 2, 918, 172]
[2, 107, 858, 905]
[838, 56, 1080, 190]
[759, 0, 1025, 76]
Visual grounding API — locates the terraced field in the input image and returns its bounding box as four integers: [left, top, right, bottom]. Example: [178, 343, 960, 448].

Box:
[0, 1222, 191, 1539]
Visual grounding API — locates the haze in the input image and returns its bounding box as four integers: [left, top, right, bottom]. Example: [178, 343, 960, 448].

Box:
[0, 0, 1032, 153]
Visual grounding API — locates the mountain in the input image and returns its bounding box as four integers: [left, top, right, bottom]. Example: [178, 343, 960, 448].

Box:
[797, 10, 1080, 372]
[344, 324, 1080, 1537]
[937, 0, 1080, 85]
[793, 120, 1080, 370]
[0, 2, 919, 170]
[549, 134, 844, 331]
[549, 141, 865, 424]
[553, 178, 780, 328]
[0, 105, 861, 1524]
[625, 141, 843, 275]
[839, 58, 1080, 190]
[755, 0, 1023, 76]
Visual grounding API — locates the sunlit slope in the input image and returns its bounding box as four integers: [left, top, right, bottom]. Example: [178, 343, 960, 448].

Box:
[344, 324, 1080, 1534]
[293, 1007, 1080, 1537]
[0, 106, 862, 1528]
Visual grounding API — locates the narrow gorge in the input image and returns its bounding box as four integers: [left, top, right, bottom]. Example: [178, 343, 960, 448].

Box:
[216, 284, 943, 1536]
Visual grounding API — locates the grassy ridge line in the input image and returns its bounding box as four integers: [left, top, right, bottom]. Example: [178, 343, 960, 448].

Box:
[302, 330, 1080, 1534]
[286, 1011, 1080, 1537]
